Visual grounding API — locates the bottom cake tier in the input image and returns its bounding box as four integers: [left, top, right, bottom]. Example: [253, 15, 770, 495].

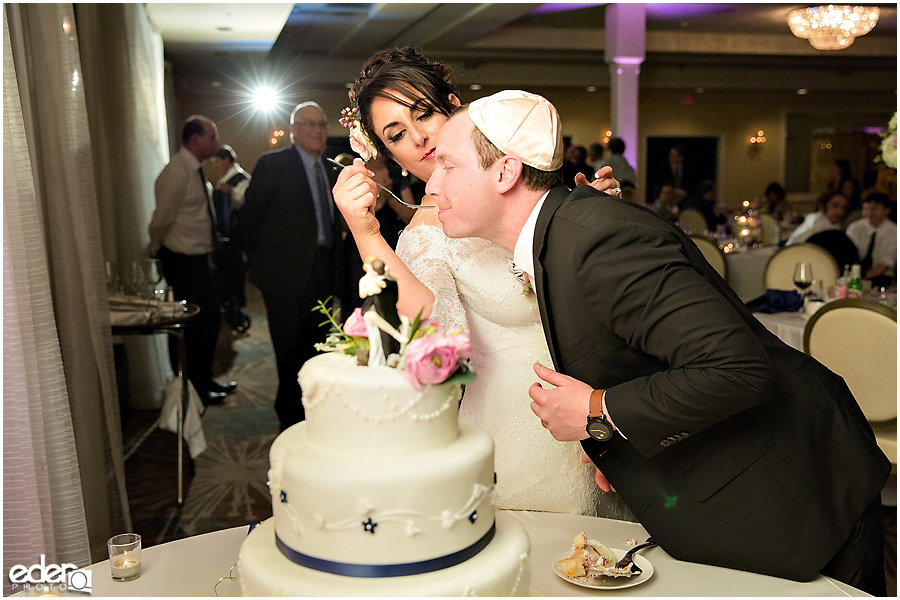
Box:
[238, 512, 531, 596]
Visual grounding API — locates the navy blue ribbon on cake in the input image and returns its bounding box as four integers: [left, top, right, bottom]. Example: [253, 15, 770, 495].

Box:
[275, 523, 496, 578]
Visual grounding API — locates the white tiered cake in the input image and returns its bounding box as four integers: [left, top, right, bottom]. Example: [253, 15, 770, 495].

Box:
[238, 352, 531, 596]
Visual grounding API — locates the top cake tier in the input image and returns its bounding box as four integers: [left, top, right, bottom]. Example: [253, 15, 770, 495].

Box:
[298, 353, 462, 457]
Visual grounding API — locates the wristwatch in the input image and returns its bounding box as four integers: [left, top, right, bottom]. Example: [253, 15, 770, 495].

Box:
[585, 389, 613, 441]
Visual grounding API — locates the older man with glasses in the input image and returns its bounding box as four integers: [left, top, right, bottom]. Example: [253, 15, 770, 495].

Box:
[242, 102, 343, 431]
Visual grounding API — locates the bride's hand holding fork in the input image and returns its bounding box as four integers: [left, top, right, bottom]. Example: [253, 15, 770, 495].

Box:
[332, 158, 382, 239]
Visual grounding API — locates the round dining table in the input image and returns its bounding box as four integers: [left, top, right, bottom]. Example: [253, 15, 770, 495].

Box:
[724, 245, 780, 302]
[47, 510, 865, 597]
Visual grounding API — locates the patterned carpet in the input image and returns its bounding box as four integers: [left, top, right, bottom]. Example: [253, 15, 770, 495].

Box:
[123, 283, 279, 548]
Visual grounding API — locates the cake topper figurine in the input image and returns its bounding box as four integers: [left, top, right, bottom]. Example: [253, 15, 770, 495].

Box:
[313, 257, 475, 387]
[359, 257, 403, 363]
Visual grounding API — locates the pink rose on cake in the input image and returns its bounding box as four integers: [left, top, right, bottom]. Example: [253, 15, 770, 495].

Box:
[405, 330, 473, 389]
[343, 308, 368, 337]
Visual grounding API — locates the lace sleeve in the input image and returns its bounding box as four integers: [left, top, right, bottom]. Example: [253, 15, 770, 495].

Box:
[395, 223, 469, 333]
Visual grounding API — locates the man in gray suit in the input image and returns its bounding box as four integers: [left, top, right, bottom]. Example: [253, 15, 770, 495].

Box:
[425, 90, 889, 594]
[242, 102, 342, 431]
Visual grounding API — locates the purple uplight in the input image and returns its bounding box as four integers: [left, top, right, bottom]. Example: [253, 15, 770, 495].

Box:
[531, 3, 605, 15]
[645, 3, 734, 19]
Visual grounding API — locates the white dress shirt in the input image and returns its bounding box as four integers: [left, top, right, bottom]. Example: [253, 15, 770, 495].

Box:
[513, 190, 626, 438]
[149, 146, 214, 255]
[216, 163, 250, 209]
[785, 211, 835, 246]
[846, 217, 897, 273]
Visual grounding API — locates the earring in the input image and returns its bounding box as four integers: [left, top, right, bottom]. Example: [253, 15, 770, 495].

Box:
[401, 168, 408, 177]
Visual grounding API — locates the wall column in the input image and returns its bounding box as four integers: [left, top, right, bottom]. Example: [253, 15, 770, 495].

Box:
[605, 3, 645, 173]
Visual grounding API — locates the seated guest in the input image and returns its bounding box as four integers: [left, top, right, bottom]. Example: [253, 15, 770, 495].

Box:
[647, 182, 679, 222]
[785, 190, 848, 246]
[679, 179, 725, 232]
[763, 182, 787, 221]
[846, 192, 897, 288]
[806, 230, 859, 273]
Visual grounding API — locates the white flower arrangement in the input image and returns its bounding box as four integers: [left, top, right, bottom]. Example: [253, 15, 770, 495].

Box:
[878, 111, 897, 170]
[339, 107, 378, 161]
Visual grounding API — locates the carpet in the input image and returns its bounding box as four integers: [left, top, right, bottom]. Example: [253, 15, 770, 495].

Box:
[123, 283, 279, 548]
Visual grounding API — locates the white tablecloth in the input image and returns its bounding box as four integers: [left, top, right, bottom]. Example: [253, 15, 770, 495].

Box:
[725, 245, 780, 302]
[753, 310, 808, 351]
[51, 511, 864, 597]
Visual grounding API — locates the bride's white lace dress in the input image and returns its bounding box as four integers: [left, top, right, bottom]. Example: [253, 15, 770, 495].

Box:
[397, 223, 634, 519]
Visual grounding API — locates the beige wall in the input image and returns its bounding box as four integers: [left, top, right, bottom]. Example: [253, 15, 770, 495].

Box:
[175, 83, 895, 210]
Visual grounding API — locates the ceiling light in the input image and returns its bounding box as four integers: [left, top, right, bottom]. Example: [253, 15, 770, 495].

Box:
[797, 88, 810, 95]
[469, 84, 482, 91]
[788, 5, 880, 50]
[252, 87, 278, 112]
[586, 86, 597, 93]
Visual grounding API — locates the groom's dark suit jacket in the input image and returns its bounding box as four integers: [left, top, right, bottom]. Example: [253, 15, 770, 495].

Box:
[532, 183, 889, 582]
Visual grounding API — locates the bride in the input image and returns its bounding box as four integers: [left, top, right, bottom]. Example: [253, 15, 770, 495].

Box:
[333, 47, 633, 520]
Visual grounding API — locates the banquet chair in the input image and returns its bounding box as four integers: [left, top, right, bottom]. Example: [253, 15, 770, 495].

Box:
[803, 298, 897, 466]
[764, 243, 840, 291]
[759, 213, 781, 246]
[677, 208, 708, 236]
[690, 236, 727, 279]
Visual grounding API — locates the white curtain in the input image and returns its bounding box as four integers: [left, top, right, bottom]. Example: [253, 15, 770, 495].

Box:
[1, 3, 174, 588]
[76, 3, 172, 410]
[3, 7, 94, 593]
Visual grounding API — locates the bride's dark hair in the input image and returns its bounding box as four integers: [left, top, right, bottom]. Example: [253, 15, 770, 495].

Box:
[349, 47, 459, 160]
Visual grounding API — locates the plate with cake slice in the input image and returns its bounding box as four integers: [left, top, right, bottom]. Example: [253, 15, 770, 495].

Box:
[552, 532, 654, 590]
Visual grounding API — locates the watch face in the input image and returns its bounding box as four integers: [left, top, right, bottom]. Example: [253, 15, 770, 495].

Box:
[586, 417, 612, 441]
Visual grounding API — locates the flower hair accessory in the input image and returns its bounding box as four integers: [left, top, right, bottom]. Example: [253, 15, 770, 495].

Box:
[340, 107, 378, 161]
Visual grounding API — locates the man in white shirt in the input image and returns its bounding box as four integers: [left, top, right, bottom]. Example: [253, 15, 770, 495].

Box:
[593, 137, 636, 187]
[846, 192, 896, 287]
[149, 115, 236, 406]
[785, 190, 848, 246]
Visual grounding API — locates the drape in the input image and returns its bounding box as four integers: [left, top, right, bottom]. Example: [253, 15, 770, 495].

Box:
[3, 3, 148, 585]
[3, 8, 93, 594]
[76, 4, 172, 410]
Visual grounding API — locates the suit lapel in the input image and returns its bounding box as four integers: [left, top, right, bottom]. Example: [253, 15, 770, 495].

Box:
[533, 184, 570, 370]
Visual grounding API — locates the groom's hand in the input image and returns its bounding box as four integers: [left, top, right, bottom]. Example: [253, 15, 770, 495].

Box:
[581, 454, 615, 492]
[529, 362, 592, 442]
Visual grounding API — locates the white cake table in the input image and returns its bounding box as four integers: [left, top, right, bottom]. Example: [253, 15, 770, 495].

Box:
[32, 510, 865, 597]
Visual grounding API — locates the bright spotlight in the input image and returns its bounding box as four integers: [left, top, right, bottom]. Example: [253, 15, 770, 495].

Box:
[253, 87, 278, 112]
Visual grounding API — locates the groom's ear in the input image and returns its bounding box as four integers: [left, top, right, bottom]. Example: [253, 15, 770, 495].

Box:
[495, 155, 523, 193]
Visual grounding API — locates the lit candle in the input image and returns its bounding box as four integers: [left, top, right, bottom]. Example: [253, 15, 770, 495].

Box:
[111, 553, 141, 579]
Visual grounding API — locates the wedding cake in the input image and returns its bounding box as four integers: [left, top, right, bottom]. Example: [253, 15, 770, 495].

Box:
[238, 260, 531, 596]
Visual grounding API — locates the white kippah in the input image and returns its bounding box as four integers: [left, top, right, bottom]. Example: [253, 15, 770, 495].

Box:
[467, 90, 564, 171]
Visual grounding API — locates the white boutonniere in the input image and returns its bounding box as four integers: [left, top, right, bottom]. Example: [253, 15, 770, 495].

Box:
[507, 260, 533, 294]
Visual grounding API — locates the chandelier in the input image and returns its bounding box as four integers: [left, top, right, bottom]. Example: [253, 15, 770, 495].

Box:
[788, 5, 880, 50]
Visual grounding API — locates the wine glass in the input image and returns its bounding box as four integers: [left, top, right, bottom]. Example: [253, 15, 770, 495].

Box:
[144, 259, 165, 300]
[792, 262, 813, 298]
[105, 260, 120, 294]
[127, 260, 146, 297]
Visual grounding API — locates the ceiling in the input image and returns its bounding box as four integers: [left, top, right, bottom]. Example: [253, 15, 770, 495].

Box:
[146, 3, 898, 97]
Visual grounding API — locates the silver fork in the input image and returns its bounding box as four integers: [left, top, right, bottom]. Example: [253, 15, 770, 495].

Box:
[326, 158, 434, 210]
[615, 537, 657, 574]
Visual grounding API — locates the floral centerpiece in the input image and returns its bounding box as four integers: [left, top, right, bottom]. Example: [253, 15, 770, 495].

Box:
[877, 111, 897, 169]
[314, 258, 476, 389]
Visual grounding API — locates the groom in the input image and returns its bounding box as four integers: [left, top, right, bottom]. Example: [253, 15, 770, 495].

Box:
[425, 90, 889, 595]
